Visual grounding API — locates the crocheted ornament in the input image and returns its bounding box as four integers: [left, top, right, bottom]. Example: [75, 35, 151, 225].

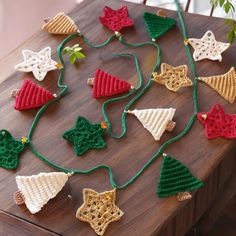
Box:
[143, 12, 177, 41]
[13, 80, 55, 110]
[42, 12, 78, 35]
[0, 130, 25, 169]
[126, 108, 176, 140]
[197, 104, 236, 139]
[63, 116, 107, 156]
[152, 63, 193, 92]
[187, 30, 230, 62]
[76, 188, 123, 236]
[14, 172, 72, 214]
[15, 47, 58, 81]
[99, 6, 134, 33]
[87, 69, 133, 98]
[198, 67, 236, 104]
[157, 155, 204, 200]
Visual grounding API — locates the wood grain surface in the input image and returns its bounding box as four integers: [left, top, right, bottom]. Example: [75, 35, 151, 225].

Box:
[0, 0, 235, 235]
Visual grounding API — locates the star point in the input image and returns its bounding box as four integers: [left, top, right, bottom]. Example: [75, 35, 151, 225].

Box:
[99, 6, 134, 32]
[15, 47, 58, 81]
[152, 63, 193, 92]
[63, 116, 106, 156]
[188, 30, 230, 62]
[197, 104, 236, 139]
[76, 188, 123, 235]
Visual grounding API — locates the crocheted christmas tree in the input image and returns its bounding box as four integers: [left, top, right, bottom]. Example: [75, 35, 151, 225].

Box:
[157, 155, 204, 200]
[143, 12, 177, 41]
[198, 67, 236, 104]
[14, 172, 72, 214]
[63, 116, 107, 156]
[99, 6, 134, 32]
[197, 104, 236, 139]
[0, 130, 25, 169]
[87, 69, 132, 98]
[126, 108, 176, 140]
[14, 80, 55, 110]
[42, 12, 78, 34]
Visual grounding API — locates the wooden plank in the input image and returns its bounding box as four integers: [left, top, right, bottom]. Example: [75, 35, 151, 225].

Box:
[0, 0, 235, 235]
[0, 211, 60, 236]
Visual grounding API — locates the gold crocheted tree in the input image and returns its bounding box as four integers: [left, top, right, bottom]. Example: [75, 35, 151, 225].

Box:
[198, 67, 236, 103]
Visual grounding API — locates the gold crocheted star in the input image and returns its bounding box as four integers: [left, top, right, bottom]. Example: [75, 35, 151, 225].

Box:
[15, 47, 58, 81]
[188, 30, 230, 62]
[152, 63, 193, 92]
[76, 188, 124, 236]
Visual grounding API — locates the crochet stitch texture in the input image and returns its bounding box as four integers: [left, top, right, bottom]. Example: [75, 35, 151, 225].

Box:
[143, 12, 177, 40]
[63, 116, 107, 156]
[0, 130, 25, 169]
[157, 155, 204, 198]
[14, 80, 55, 110]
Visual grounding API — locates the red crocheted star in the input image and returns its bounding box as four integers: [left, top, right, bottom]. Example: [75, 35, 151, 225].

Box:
[197, 104, 236, 139]
[99, 6, 134, 32]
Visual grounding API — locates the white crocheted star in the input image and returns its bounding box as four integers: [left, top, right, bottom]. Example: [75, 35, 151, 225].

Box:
[188, 30, 230, 62]
[15, 47, 58, 81]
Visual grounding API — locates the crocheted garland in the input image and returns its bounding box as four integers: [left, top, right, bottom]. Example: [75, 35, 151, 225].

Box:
[198, 67, 236, 104]
[42, 12, 79, 35]
[126, 108, 176, 141]
[63, 116, 107, 156]
[13, 80, 55, 110]
[0, 130, 25, 169]
[187, 30, 230, 62]
[143, 12, 177, 41]
[15, 47, 58, 81]
[197, 104, 236, 139]
[76, 188, 123, 236]
[87, 68, 133, 98]
[14, 172, 72, 214]
[157, 155, 204, 200]
[152, 63, 193, 92]
[99, 6, 134, 33]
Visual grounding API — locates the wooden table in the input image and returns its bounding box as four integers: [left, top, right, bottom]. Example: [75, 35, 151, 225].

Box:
[0, 0, 235, 235]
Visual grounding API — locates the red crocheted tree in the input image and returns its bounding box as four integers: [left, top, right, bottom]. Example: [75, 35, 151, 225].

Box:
[99, 6, 134, 32]
[14, 80, 55, 110]
[197, 104, 236, 139]
[87, 69, 132, 98]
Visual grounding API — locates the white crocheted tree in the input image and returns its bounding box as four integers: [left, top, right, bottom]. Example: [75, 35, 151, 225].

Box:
[14, 172, 72, 214]
[127, 108, 176, 140]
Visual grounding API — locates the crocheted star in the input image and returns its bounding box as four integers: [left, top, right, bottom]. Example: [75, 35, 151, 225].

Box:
[15, 47, 58, 81]
[63, 116, 106, 156]
[197, 104, 236, 139]
[76, 188, 124, 236]
[188, 30, 230, 62]
[152, 63, 193, 92]
[99, 6, 134, 32]
[0, 130, 25, 169]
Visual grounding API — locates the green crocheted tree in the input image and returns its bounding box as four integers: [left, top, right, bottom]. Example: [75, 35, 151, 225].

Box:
[143, 12, 177, 41]
[63, 116, 107, 156]
[0, 130, 25, 169]
[157, 155, 204, 198]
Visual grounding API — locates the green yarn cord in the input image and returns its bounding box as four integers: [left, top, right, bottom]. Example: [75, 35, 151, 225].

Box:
[143, 12, 177, 40]
[24, 0, 200, 190]
[0, 130, 25, 169]
[157, 155, 204, 197]
[63, 116, 106, 156]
